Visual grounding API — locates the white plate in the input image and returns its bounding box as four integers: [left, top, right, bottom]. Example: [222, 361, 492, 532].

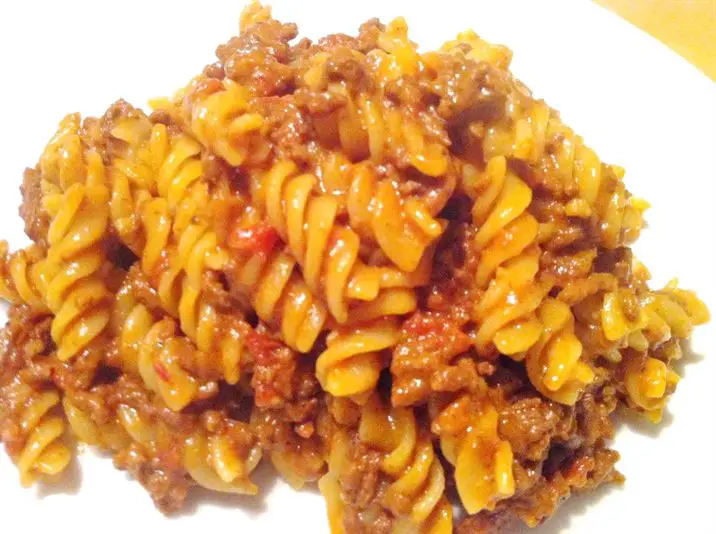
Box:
[0, 1, 714, 532]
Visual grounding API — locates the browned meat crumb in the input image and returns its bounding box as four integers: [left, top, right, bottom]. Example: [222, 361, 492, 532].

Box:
[19, 168, 49, 245]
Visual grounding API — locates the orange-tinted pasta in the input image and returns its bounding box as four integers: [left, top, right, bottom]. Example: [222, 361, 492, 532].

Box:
[1, 383, 72, 487]
[0, 243, 49, 310]
[0, 3, 709, 533]
[37, 118, 113, 362]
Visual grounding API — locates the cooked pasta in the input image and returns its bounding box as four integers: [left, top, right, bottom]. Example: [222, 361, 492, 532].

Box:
[525, 298, 595, 406]
[468, 156, 539, 289]
[107, 106, 159, 254]
[37, 119, 112, 362]
[251, 391, 328, 491]
[472, 246, 551, 357]
[318, 430, 351, 534]
[112, 276, 247, 410]
[0, 243, 49, 310]
[183, 428, 263, 495]
[438, 402, 515, 514]
[188, 80, 268, 166]
[226, 230, 330, 352]
[0, 381, 71, 487]
[359, 400, 453, 532]
[261, 160, 373, 318]
[0, 3, 710, 533]
[316, 319, 400, 400]
[345, 161, 446, 275]
[63, 395, 130, 451]
[64, 388, 262, 496]
[320, 399, 453, 533]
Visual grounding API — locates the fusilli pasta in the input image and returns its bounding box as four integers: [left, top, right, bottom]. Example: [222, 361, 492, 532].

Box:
[37, 118, 112, 362]
[1, 382, 71, 487]
[0, 4, 709, 533]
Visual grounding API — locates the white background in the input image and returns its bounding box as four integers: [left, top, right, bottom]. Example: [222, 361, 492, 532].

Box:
[0, 1, 714, 532]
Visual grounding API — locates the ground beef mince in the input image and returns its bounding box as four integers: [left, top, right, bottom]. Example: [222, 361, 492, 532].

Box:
[0, 3, 709, 534]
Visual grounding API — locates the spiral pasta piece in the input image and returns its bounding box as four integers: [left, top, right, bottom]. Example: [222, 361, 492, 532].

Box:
[472, 77, 644, 250]
[318, 429, 352, 534]
[259, 159, 423, 322]
[109, 115, 165, 254]
[62, 396, 131, 451]
[113, 124, 241, 375]
[228, 239, 329, 352]
[320, 407, 446, 534]
[111, 278, 219, 410]
[177, 288, 248, 386]
[346, 161, 445, 274]
[641, 283, 710, 346]
[473, 246, 551, 357]
[136, 318, 203, 411]
[441, 29, 513, 70]
[0, 243, 49, 311]
[262, 160, 360, 322]
[542, 120, 645, 249]
[465, 156, 552, 359]
[135, 136, 228, 280]
[349, 94, 450, 178]
[186, 78, 266, 167]
[435, 401, 515, 515]
[152, 198, 228, 318]
[127, 302, 250, 411]
[599, 281, 709, 352]
[623, 355, 679, 424]
[301, 23, 449, 178]
[155, 131, 206, 211]
[470, 156, 540, 288]
[525, 298, 595, 405]
[38, 139, 112, 362]
[113, 278, 247, 390]
[616, 283, 709, 422]
[601, 288, 647, 344]
[38, 113, 87, 193]
[316, 319, 400, 399]
[65, 391, 262, 495]
[358, 400, 453, 532]
[0, 381, 72, 487]
[183, 429, 263, 495]
[110, 281, 155, 375]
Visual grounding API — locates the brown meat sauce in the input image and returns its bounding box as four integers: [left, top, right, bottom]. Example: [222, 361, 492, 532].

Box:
[0, 5, 707, 533]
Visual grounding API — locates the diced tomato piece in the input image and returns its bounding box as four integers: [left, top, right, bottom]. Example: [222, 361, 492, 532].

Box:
[154, 362, 170, 382]
[246, 330, 283, 358]
[401, 312, 471, 359]
[228, 222, 279, 257]
[247, 330, 295, 408]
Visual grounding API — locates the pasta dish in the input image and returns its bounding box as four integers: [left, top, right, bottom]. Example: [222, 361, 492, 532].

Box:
[0, 3, 708, 532]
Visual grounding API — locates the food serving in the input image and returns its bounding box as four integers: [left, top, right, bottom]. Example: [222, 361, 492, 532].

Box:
[0, 2, 709, 532]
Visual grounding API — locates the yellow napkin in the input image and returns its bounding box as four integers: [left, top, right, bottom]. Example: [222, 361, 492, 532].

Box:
[596, 0, 716, 80]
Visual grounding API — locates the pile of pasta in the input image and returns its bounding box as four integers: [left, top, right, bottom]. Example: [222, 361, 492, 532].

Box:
[0, 3, 709, 532]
